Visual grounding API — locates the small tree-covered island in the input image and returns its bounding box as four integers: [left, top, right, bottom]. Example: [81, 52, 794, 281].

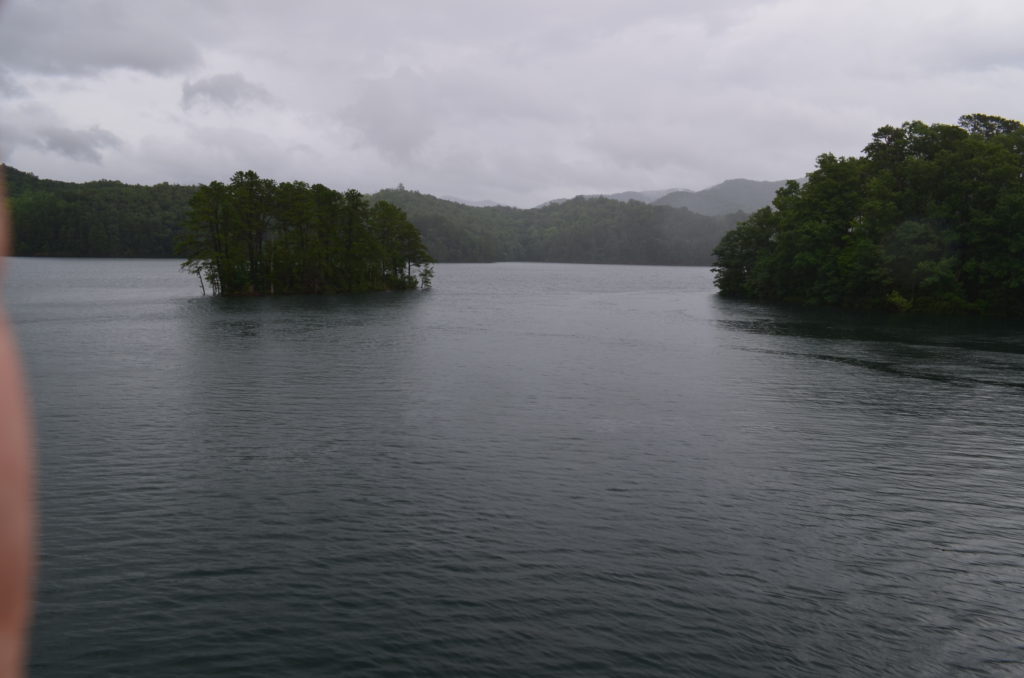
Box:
[180, 171, 434, 295]
[713, 114, 1024, 316]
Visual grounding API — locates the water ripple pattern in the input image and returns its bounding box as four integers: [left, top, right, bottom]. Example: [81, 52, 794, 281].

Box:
[6, 259, 1024, 677]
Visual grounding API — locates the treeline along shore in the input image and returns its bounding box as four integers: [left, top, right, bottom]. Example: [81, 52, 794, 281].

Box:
[3, 164, 741, 267]
[5, 165, 197, 258]
[712, 113, 1024, 316]
[7, 111, 1023, 312]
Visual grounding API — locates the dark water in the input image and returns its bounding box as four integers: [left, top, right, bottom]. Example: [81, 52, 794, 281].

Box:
[7, 258, 1024, 677]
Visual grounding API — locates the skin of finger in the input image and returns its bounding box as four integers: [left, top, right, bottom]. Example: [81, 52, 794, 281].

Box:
[0, 166, 36, 678]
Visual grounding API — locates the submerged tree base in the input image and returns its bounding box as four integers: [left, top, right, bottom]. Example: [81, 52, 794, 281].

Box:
[180, 171, 434, 296]
[207, 276, 433, 297]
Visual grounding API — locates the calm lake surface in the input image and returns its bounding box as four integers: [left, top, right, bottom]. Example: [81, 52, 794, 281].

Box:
[7, 258, 1024, 677]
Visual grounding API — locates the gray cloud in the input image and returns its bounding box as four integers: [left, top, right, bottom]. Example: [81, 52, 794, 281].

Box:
[182, 73, 274, 111]
[0, 102, 121, 165]
[0, 68, 26, 97]
[33, 126, 122, 164]
[341, 67, 439, 160]
[0, 0, 201, 75]
[1, 0, 1023, 205]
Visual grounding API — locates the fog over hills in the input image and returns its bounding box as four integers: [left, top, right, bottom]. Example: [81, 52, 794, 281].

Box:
[6, 162, 765, 265]
[533, 178, 786, 216]
[2, 2, 1018, 211]
[600, 188, 686, 204]
[652, 179, 787, 215]
[373, 186, 739, 266]
[441, 196, 502, 208]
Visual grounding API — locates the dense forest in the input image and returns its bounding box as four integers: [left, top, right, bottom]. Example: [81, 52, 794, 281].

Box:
[180, 171, 433, 295]
[4, 165, 197, 257]
[4, 164, 741, 266]
[372, 187, 740, 265]
[713, 114, 1024, 316]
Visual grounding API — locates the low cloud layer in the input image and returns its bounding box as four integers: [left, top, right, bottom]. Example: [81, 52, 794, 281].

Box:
[0, 67, 26, 97]
[33, 125, 122, 164]
[182, 73, 274, 111]
[1, 0, 1022, 206]
[0, 104, 121, 165]
[0, 1, 201, 76]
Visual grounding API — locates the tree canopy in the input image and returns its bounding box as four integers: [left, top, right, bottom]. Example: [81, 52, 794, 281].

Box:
[712, 114, 1024, 316]
[179, 171, 433, 295]
[372, 186, 739, 265]
[4, 165, 196, 257]
[5, 164, 742, 266]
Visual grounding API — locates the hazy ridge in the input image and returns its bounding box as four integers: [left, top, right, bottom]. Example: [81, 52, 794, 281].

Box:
[4, 165, 784, 265]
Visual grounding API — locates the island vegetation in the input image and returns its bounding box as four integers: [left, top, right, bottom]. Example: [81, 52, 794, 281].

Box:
[4, 164, 744, 266]
[179, 171, 434, 295]
[713, 114, 1024, 316]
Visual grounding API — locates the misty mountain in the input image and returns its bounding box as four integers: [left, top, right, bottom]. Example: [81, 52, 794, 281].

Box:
[441, 195, 503, 208]
[538, 188, 681, 209]
[372, 187, 741, 265]
[600, 188, 685, 204]
[5, 164, 743, 265]
[542, 179, 786, 216]
[652, 179, 787, 215]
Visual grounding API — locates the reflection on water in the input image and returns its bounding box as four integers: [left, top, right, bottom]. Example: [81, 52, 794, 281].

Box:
[7, 259, 1024, 677]
[715, 296, 1024, 390]
[716, 302, 1024, 349]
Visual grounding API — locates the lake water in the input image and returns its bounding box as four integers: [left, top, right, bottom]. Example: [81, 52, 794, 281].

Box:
[6, 258, 1024, 677]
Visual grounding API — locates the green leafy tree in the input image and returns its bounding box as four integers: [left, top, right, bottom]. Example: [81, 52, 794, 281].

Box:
[179, 181, 240, 295]
[179, 171, 433, 295]
[5, 162, 747, 266]
[713, 114, 1024, 316]
[5, 165, 197, 257]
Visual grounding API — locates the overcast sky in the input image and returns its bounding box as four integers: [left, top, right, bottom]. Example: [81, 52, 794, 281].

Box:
[1, 0, 1022, 207]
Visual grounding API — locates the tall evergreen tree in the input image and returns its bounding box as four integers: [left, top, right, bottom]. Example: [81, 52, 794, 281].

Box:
[180, 171, 433, 295]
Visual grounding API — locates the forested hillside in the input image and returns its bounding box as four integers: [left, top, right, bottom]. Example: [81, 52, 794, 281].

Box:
[5, 165, 197, 257]
[373, 188, 740, 265]
[547, 179, 785, 216]
[4, 164, 742, 265]
[713, 114, 1024, 316]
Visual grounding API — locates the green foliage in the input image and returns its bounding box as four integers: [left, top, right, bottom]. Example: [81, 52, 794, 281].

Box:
[373, 188, 739, 265]
[179, 171, 433, 295]
[5, 164, 741, 266]
[5, 165, 197, 257]
[713, 114, 1024, 316]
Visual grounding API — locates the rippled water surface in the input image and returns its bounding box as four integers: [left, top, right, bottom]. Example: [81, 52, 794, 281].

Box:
[7, 258, 1024, 677]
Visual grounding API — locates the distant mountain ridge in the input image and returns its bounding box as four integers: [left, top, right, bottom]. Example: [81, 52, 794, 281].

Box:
[441, 195, 502, 208]
[545, 178, 786, 216]
[601, 188, 685, 204]
[4, 164, 759, 264]
[653, 179, 787, 215]
[372, 187, 741, 265]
